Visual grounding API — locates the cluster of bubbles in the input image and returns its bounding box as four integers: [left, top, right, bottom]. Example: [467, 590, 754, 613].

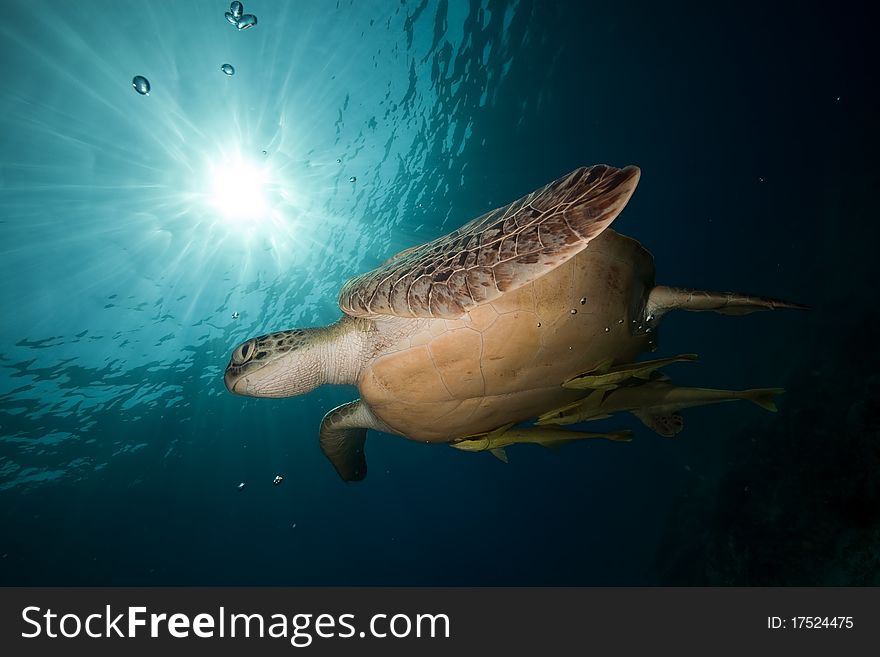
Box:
[566, 296, 589, 316]
[602, 317, 636, 334]
[131, 5, 362, 195]
[236, 474, 284, 490]
[225, 1, 258, 31]
[132, 3, 260, 95]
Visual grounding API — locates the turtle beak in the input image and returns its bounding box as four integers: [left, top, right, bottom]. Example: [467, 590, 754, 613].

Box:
[224, 368, 243, 394]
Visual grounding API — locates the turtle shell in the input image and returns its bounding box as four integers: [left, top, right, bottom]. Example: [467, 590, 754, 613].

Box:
[339, 164, 640, 319]
[358, 229, 657, 442]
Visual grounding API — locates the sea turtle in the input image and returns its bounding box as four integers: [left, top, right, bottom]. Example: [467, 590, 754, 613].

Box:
[224, 164, 803, 481]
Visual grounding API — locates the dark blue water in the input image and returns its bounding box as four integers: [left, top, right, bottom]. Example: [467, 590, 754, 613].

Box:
[0, 0, 876, 585]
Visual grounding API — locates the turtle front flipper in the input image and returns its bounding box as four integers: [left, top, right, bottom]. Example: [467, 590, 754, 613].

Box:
[338, 164, 640, 320]
[319, 400, 389, 482]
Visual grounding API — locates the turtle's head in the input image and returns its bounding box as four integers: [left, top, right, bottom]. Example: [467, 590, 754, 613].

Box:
[224, 328, 326, 398]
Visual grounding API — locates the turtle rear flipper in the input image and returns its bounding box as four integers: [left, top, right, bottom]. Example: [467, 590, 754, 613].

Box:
[632, 410, 684, 437]
[647, 286, 808, 319]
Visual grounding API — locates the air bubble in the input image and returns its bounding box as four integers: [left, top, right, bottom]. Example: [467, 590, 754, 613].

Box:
[221, 63, 235, 76]
[237, 14, 258, 30]
[131, 75, 150, 95]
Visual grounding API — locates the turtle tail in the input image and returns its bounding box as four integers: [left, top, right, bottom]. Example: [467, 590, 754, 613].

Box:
[646, 285, 809, 320]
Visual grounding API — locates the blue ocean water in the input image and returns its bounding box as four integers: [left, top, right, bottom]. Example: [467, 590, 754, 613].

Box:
[0, 0, 876, 585]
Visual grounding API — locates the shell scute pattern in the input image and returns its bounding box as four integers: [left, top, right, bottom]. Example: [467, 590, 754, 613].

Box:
[339, 164, 640, 320]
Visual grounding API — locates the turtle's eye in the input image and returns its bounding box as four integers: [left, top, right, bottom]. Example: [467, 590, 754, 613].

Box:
[232, 339, 256, 365]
